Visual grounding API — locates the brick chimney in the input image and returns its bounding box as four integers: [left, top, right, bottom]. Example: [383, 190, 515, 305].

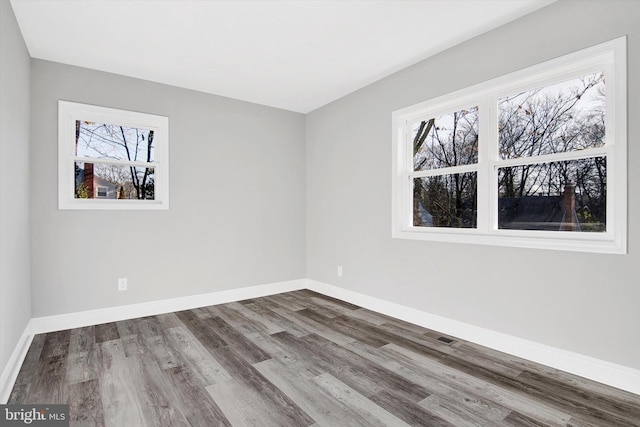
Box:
[83, 163, 94, 198]
[559, 183, 580, 231]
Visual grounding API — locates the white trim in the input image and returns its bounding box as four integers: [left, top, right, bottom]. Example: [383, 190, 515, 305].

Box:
[29, 279, 306, 335]
[0, 325, 34, 404]
[306, 279, 640, 396]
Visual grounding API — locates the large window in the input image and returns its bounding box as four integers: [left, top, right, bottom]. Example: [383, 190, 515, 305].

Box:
[58, 101, 169, 210]
[392, 38, 626, 253]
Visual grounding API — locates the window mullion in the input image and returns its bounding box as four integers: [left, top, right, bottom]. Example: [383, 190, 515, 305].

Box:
[477, 96, 496, 233]
[493, 147, 610, 169]
[409, 164, 478, 179]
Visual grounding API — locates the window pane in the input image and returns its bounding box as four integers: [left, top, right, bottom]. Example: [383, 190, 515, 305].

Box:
[75, 162, 155, 200]
[498, 157, 606, 232]
[413, 173, 477, 228]
[413, 107, 478, 171]
[499, 72, 605, 159]
[76, 120, 155, 162]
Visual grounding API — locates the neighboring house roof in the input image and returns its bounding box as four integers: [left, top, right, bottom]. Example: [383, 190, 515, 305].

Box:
[94, 176, 116, 191]
[498, 196, 564, 231]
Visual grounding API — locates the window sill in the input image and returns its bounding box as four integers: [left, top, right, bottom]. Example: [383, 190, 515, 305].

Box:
[392, 228, 625, 254]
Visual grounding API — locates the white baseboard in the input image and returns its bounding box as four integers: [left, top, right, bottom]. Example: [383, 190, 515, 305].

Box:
[306, 279, 640, 396]
[29, 279, 306, 334]
[0, 325, 34, 404]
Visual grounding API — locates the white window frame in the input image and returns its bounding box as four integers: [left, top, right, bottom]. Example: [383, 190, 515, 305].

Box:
[392, 37, 626, 254]
[58, 101, 169, 210]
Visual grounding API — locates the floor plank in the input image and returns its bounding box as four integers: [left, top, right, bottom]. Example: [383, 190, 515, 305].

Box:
[311, 372, 409, 426]
[379, 342, 574, 426]
[97, 340, 149, 427]
[7, 290, 640, 426]
[254, 358, 374, 427]
[209, 345, 314, 426]
[68, 379, 105, 427]
[163, 326, 233, 387]
[369, 389, 455, 426]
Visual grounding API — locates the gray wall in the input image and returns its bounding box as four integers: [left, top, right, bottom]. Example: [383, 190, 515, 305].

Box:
[306, 0, 640, 370]
[30, 60, 306, 317]
[0, 0, 32, 376]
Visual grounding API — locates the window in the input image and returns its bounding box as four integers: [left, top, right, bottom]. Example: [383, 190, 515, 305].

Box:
[392, 37, 626, 253]
[58, 101, 169, 210]
[96, 186, 108, 198]
[412, 107, 479, 229]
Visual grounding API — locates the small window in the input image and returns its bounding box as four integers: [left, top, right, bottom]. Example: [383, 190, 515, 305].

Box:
[96, 186, 108, 198]
[392, 37, 626, 253]
[59, 101, 169, 210]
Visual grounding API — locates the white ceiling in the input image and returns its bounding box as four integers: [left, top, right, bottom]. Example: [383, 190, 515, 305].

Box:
[10, 0, 554, 113]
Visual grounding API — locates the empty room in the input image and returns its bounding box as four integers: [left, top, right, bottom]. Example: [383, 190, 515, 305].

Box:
[1, 0, 639, 425]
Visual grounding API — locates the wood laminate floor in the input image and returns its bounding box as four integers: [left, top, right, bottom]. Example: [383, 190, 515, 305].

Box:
[8, 290, 640, 426]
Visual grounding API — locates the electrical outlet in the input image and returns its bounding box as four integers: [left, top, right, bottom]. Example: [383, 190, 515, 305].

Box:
[118, 278, 128, 291]
[337, 266, 343, 277]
